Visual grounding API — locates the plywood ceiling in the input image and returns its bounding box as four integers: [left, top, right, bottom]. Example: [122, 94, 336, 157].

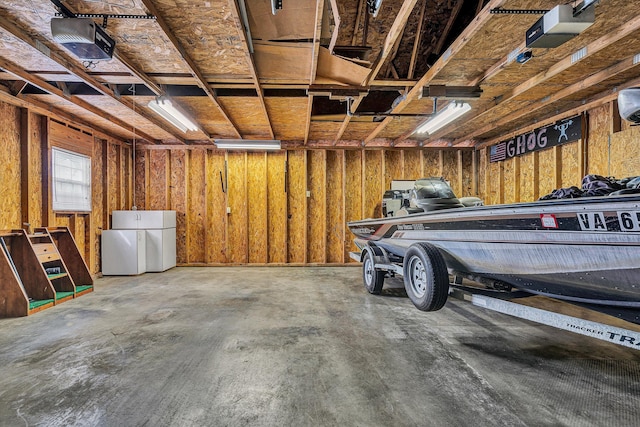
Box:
[0, 0, 638, 149]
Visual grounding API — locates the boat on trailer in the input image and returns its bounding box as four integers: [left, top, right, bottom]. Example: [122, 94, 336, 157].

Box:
[348, 181, 640, 348]
[347, 85, 640, 349]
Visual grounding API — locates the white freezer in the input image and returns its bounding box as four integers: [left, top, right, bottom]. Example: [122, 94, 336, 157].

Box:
[101, 230, 146, 275]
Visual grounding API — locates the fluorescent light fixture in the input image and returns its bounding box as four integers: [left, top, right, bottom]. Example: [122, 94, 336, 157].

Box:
[416, 101, 471, 135]
[214, 140, 281, 151]
[148, 96, 198, 133]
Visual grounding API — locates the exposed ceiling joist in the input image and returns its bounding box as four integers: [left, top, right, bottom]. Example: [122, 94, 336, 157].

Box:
[333, 0, 418, 143]
[351, 0, 366, 46]
[0, 14, 184, 142]
[306, 0, 326, 145]
[0, 84, 129, 142]
[139, 0, 241, 139]
[1, 0, 635, 149]
[459, 51, 640, 144]
[0, 56, 159, 143]
[475, 73, 640, 149]
[363, 0, 419, 86]
[230, 0, 274, 139]
[457, 12, 640, 142]
[112, 51, 162, 96]
[407, 0, 427, 81]
[363, 0, 507, 144]
[10, 81, 28, 96]
[333, 95, 363, 143]
[470, 41, 526, 86]
[434, 0, 464, 56]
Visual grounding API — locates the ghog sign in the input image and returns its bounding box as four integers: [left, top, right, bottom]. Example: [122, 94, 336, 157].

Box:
[490, 115, 582, 163]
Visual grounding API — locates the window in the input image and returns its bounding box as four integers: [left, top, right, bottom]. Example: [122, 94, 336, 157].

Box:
[52, 147, 92, 212]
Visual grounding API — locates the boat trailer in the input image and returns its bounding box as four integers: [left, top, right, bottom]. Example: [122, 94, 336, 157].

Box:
[350, 245, 640, 351]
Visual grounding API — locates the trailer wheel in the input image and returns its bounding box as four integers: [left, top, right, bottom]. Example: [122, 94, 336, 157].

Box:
[403, 243, 449, 311]
[362, 249, 384, 294]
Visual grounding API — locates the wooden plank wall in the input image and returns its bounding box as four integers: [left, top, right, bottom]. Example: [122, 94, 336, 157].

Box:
[4, 98, 639, 270]
[135, 147, 473, 265]
[0, 100, 131, 275]
[476, 104, 640, 204]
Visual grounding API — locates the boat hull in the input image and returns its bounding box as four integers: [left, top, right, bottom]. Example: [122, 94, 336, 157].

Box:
[348, 195, 640, 322]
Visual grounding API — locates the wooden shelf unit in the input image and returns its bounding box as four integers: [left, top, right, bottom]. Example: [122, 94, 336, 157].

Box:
[44, 227, 93, 296]
[0, 227, 95, 317]
[28, 229, 75, 304]
[0, 230, 55, 316]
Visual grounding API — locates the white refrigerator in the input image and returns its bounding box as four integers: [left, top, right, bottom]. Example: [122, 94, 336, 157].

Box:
[103, 210, 177, 275]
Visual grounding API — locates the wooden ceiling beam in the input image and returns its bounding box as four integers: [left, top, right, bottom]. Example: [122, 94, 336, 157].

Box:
[334, 0, 418, 144]
[0, 56, 160, 143]
[363, 0, 507, 144]
[140, 0, 242, 139]
[351, 0, 366, 46]
[230, 0, 274, 139]
[333, 96, 364, 143]
[10, 81, 28, 97]
[460, 52, 640, 144]
[456, 13, 640, 142]
[407, 0, 427, 80]
[470, 41, 526, 86]
[112, 51, 163, 96]
[434, 0, 464, 56]
[363, 0, 419, 86]
[0, 85, 130, 143]
[475, 74, 640, 150]
[0, 14, 187, 141]
[306, 0, 326, 145]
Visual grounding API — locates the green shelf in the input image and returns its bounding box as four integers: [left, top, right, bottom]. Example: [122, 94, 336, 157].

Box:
[75, 285, 93, 293]
[56, 291, 74, 300]
[29, 299, 54, 310]
[47, 273, 68, 280]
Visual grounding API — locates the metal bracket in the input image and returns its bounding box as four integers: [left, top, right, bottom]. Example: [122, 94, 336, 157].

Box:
[53, 12, 156, 28]
[490, 8, 548, 14]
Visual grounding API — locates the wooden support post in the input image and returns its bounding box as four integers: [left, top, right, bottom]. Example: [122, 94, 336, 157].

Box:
[553, 145, 563, 189]
[498, 162, 505, 205]
[457, 150, 463, 197]
[41, 116, 51, 227]
[532, 151, 539, 201]
[472, 149, 478, 197]
[20, 109, 30, 230]
[513, 157, 521, 203]
[611, 100, 622, 134]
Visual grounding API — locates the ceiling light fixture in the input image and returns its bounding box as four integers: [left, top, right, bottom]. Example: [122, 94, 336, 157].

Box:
[148, 96, 198, 133]
[416, 102, 471, 135]
[214, 140, 281, 151]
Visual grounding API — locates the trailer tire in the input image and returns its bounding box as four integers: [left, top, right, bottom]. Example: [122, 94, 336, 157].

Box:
[362, 249, 384, 295]
[403, 243, 449, 311]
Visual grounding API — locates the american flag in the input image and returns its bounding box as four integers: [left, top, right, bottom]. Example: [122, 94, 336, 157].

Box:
[490, 142, 507, 163]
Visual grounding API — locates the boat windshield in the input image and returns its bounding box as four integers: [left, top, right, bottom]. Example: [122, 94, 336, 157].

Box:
[413, 179, 457, 199]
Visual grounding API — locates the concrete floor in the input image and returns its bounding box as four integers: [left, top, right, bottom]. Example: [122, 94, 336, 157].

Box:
[0, 267, 639, 427]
